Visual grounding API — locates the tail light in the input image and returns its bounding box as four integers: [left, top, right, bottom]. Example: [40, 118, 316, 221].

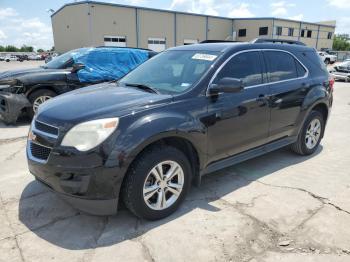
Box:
[329, 76, 335, 91]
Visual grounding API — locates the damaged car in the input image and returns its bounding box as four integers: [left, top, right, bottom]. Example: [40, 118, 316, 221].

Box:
[0, 47, 156, 124]
[330, 60, 350, 82]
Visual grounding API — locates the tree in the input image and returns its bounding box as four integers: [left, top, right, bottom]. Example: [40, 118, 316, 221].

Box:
[0, 46, 4, 52]
[19, 45, 34, 52]
[332, 35, 350, 51]
[5, 45, 18, 52]
[37, 48, 44, 53]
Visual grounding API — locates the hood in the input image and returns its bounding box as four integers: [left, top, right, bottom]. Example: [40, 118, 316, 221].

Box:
[36, 82, 172, 126]
[0, 67, 69, 86]
[0, 67, 48, 80]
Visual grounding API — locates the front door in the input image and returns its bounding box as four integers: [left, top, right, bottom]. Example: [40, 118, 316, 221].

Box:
[206, 50, 270, 164]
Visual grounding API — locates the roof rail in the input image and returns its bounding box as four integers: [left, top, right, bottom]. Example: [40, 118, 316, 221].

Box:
[200, 40, 240, 44]
[251, 38, 306, 46]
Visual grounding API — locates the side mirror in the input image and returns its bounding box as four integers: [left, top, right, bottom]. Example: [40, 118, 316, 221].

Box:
[209, 77, 243, 95]
[71, 63, 85, 73]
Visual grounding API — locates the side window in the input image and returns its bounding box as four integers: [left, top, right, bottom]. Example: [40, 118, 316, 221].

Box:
[215, 51, 263, 87]
[264, 51, 304, 82]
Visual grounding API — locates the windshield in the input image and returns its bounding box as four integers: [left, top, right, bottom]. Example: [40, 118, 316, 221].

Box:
[119, 50, 220, 94]
[44, 48, 90, 69]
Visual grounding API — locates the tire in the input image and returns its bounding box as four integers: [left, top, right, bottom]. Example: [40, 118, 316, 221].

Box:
[291, 110, 324, 155]
[122, 145, 191, 220]
[27, 89, 57, 119]
[324, 59, 330, 65]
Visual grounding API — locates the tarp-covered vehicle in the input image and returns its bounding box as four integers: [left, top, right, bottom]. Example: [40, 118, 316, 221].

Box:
[0, 47, 157, 124]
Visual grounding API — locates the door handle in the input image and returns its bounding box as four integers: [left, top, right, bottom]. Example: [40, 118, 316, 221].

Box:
[256, 94, 268, 107]
[256, 94, 266, 102]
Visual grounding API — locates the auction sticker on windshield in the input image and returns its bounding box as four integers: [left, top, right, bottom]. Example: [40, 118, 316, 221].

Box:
[192, 53, 217, 61]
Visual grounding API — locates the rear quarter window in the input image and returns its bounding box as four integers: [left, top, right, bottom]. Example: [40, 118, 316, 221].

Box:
[298, 50, 328, 76]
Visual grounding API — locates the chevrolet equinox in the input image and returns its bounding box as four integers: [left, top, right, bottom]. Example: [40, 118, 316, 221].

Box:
[27, 41, 333, 220]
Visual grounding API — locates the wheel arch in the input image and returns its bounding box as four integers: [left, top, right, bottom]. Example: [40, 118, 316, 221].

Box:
[311, 102, 329, 122]
[129, 133, 201, 181]
[25, 85, 58, 97]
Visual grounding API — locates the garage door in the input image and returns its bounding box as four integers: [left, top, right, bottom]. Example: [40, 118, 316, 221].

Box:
[148, 38, 166, 52]
[104, 36, 127, 47]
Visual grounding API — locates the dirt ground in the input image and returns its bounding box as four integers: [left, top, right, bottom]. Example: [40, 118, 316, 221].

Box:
[0, 62, 350, 262]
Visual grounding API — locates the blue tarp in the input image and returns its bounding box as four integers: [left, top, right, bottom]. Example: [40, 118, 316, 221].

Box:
[72, 48, 149, 83]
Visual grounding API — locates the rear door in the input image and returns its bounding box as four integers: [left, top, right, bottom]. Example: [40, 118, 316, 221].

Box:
[263, 50, 309, 141]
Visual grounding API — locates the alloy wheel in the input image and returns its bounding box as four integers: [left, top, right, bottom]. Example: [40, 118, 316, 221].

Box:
[143, 160, 184, 210]
[33, 96, 52, 113]
[305, 118, 321, 149]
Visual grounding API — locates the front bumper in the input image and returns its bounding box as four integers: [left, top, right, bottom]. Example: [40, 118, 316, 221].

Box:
[28, 152, 122, 216]
[26, 119, 125, 215]
[0, 92, 30, 124]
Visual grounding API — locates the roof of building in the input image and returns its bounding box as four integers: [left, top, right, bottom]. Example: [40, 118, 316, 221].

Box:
[52, 1, 336, 29]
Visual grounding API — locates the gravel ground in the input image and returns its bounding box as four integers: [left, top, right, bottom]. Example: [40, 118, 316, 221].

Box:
[0, 63, 350, 262]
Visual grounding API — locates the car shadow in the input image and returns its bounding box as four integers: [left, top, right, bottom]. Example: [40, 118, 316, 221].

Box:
[18, 145, 323, 250]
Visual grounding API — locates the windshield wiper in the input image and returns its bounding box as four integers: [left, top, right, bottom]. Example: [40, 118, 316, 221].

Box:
[124, 83, 160, 94]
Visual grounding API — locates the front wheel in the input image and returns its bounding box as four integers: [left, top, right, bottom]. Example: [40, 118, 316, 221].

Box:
[122, 146, 191, 220]
[291, 110, 324, 155]
[28, 89, 57, 119]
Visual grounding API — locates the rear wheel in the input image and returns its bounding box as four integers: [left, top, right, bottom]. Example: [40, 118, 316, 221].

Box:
[291, 110, 324, 155]
[122, 145, 191, 220]
[28, 89, 56, 118]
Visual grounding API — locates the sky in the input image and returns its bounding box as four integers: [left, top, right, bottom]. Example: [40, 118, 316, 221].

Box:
[0, 0, 349, 50]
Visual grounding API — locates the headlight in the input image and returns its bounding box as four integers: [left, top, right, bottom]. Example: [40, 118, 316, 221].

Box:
[61, 118, 119, 151]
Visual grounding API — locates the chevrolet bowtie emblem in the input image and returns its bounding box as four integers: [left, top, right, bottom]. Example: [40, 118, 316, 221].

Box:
[28, 131, 37, 141]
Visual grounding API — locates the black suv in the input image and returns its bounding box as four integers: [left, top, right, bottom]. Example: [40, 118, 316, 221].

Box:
[27, 41, 333, 220]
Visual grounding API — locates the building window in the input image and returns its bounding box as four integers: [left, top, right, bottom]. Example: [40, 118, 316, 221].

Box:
[238, 29, 247, 37]
[307, 30, 312, 38]
[276, 26, 282, 36]
[184, 39, 198, 45]
[104, 35, 126, 47]
[301, 29, 305, 37]
[288, 28, 294, 36]
[259, 27, 268, 36]
[327, 32, 333, 39]
[148, 37, 166, 52]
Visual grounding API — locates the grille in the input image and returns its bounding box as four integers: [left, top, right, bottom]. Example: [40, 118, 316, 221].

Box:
[35, 120, 59, 136]
[30, 142, 51, 161]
